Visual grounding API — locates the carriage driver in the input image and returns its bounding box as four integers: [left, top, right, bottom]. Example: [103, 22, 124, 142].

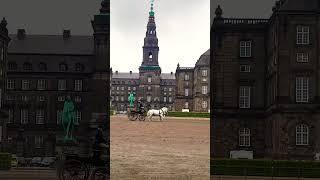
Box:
[137, 100, 145, 114]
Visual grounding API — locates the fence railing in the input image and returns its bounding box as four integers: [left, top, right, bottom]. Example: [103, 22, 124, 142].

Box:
[212, 165, 320, 179]
[222, 18, 269, 25]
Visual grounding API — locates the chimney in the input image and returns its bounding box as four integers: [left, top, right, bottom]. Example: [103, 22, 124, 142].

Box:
[63, 30, 71, 39]
[130, 71, 132, 74]
[17, 29, 26, 40]
[115, 71, 118, 74]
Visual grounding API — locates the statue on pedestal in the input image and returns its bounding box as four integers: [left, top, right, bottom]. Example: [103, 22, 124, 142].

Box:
[128, 92, 135, 109]
[62, 96, 76, 142]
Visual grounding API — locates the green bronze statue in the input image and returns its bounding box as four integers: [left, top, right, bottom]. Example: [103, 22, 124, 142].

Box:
[128, 92, 135, 109]
[62, 96, 77, 142]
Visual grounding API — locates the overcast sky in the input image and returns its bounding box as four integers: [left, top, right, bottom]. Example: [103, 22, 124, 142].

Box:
[111, 0, 210, 73]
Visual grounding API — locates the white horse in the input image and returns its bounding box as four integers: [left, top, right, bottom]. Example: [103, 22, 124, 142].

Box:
[147, 107, 168, 121]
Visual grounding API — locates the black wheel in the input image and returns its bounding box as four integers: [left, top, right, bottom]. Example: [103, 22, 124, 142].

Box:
[58, 159, 89, 180]
[91, 167, 108, 180]
[128, 113, 137, 121]
[138, 114, 146, 121]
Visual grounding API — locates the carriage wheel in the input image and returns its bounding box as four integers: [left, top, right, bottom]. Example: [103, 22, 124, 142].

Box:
[59, 159, 89, 180]
[128, 113, 137, 121]
[91, 167, 108, 180]
[138, 114, 146, 121]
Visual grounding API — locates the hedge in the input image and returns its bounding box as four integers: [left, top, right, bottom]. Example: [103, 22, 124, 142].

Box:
[0, 153, 11, 170]
[167, 112, 210, 118]
[212, 159, 320, 178]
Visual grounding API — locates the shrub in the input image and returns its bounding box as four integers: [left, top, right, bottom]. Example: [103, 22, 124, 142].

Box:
[0, 153, 11, 170]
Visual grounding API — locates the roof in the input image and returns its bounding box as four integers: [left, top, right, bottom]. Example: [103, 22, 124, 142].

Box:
[112, 72, 139, 79]
[279, 0, 318, 12]
[8, 34, 94, 55]
[161, 73, 175, 80]
[195, 49, 210, 66]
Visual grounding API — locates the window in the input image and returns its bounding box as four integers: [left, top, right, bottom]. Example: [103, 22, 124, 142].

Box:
[185, 88, 189, 96]
[39, 96, 45, 102]
[184, 74, 189, 81]
[21, 95, 28, 101]
[297, 26, 309, 45]
[8, 109, 13, 123]
[74, 80, 83, 91]
[296, 77, 309, 102]
[7, 79, 15, 90]
[59, 63, 68, 71]
[149, 52, 153, 60]
[56, 110, 62, 124]
[121, 96, 124, 102]
[147, 96, 152, 102]
[163, 97, 167, 102]
[75, 63, 84, 72]
[58, 80, 67, 90]
[20, 109, 28, 124]
[37, 80, 46, 90]
[202, 101, 208, 109]
[296, 124, 309, 145]
[76, 111, 81, 123]
[36, 109, 45, 124]
[240, 65, 251, 72]
[0, 47, 3, 61]
[148, 86, 151, 91]
[184, 102, 189, 109]
[169, 97, 172, 103]
[164, 87, 167, 92]
[39, 63, 47, 71]
[22, 80, 30, 90]
[148, 77, 152, 83]
[202, 78, 207, 82]
[115, 96, 119, 101]
[240, 41, 252, 57]
[239, 86, 251, 108]
[239, 128, 251, 147]
[128, 87, 131, 91]
[6, 95, 14, 101]
[297, 53, 309, 63]
[202, 70, 208, 77]
[35, 136, 43, 148]
[23, 62, 32, 71]
[8, 62, 17, 71]
[121, 86, 125, 91]
[133, 87, 136, 91]
[169, 87, 172, 92]
[58, 96, 65, 102]
[202, 86, 208, 95]
[75, 96, 82, 103]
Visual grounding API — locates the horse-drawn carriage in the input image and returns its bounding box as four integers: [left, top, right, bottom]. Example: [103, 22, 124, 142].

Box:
[127, 107, 146, 121]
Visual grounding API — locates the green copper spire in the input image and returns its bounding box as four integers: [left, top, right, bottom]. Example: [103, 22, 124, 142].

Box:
[149, 0, 155, 17]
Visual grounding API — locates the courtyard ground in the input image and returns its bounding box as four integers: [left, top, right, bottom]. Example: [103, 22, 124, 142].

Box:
[110, 115, 210, 179]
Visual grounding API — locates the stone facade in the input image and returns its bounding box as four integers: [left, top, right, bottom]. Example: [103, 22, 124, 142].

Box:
[175, 50, 210, 112]
[2, 1, 109, 157]
[212, 0, 320, 160]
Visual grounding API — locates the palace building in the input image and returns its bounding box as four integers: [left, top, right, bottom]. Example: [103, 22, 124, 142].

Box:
[212, 0, 320, 160]
[111, 3, 210, 113]
[2, 0, 109, 157]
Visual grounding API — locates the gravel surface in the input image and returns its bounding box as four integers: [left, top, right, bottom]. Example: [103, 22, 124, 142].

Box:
[110, 115, 210, 180]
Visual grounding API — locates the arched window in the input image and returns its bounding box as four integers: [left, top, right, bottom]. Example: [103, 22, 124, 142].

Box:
[149, 52, 153, 59]
[296, 124, 309, 145]
[39, 62, 47, 71]
[23, 62, 32, 71]
[239, 128, 250, 147]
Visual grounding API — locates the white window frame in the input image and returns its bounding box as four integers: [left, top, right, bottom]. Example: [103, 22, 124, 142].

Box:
[36, 109, 45, 124]
[239, 128, 251, 147]
[202, 70, 208, 77]
[35, 136, 44, 148]
[168, 97, 172, 103]
[163, 96, 167, 102]
[7, 79, 15, 90]
[185, 88, 189, 96]
[202, 86, 208, 95]
[296, 26, 310, 45]
[58, 79, 67, 91]
[184, 102, 189, 109]
[240, 65, 251, 72]
[37, 79, 46, 90]
[296, 53, 309, 63]
[74, 80, 83, 91]
[202, 101, 208, 109]
[296, 77, 309, 103]
[184, 74, 189, 81]
[240, 41, 252, 57]
[296, 124, 309, 145]
[58, 96, 65, 102]
[239, 86, 251, 108]
[147, 95, 152, 102]
[22, 80, 30, 90]
[148, 77, 152, 83]
[20, 109, 28, 124]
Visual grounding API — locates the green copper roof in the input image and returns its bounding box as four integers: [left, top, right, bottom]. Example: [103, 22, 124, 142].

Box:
[149, 0, 155, 17]
[140, 65, 161, 71]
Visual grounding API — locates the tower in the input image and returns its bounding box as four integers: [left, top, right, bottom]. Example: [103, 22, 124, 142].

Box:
[138, 1, 161, 109]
